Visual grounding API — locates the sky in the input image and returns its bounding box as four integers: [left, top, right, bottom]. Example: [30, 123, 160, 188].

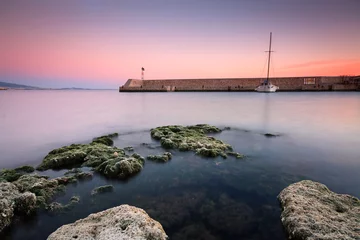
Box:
[1, 0, 359, 89]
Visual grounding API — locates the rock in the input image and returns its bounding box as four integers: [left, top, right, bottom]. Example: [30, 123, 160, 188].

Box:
[204, 194, 257, 237]
[140, 191, 206, 229]
[36, 144, 88, 170]
[64, 168, 82, 175]
[147, 152, 172, 163]
[124, 146, 134, 152]
[91, 185, 114, 196]
[264, 133, 280, 138]
[55, 175, 77, 185]
[64, 169, 93, 180]
[14, 165, 35, 173]
[13, 174, 66, 207]
[0, 166, 36, 182]
[0, 169, 22, 182]
[150, 124, 239, 158]
[46, 202, 64, 213]
[82, 144, 126, 168]
[36, 133, 120, 171]
[172, 224, 217, 240]
[46, 196, 80, 213]
[0, 182, 37, 232]
[92, 133, 118, 146]
[94, 155, 144, 179]
[74, 172, 93, 180]
[47, 204, 167, 240]
[70, 195, 80, 203]
[227, 152, 245, 159]
[278, 180, 360, 240]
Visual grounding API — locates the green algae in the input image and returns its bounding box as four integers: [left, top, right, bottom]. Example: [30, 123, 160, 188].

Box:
[0, 169, 22, 182]
[14, 165, 35, 173]
[150, 124, 241, 159]
[92, 133, 119, 146]
[91, 185, 114, 195]
[13, 174, 66, 208]
[94, 154, 144, 179]
[227, 152, 245, 159]
[124, 146, 134, 152]
[147, 152, 172, 163]
[36, 133, 121, 171]
[0, 165, 36, 182]
[46, 196, 80, 213]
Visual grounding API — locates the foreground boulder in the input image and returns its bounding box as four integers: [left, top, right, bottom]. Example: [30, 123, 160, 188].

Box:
[278, 180, 360, 240]
[151, 124, 243, 158]
[0, 182, 36, 232]
[47, 204, 168, 240]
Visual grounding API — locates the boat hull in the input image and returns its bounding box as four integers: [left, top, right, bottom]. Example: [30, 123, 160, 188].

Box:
[255, 84, 279, 92]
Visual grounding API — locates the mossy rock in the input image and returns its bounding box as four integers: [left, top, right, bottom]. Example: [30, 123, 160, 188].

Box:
[228, 152, 245, 159]
[92, 133, 118, 146]
[82, 144, 125, 167]
[37, 133, 121, 171]
[147, 152, 172, 163]
[13, 174, 66, 208]
[95, 155, 144, 179]
[14, 165, 35, 173]
[0, 169, 22, 182]
[91, 185, 114, 195]
[36, 144, 88, 171]
[151, 124, 240, 159]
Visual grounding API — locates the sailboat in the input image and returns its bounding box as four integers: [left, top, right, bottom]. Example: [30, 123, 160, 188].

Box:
[255, 32, 279, 93]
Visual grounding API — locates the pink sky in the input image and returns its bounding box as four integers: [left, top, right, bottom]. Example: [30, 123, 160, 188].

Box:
[1, 1, 359, 88]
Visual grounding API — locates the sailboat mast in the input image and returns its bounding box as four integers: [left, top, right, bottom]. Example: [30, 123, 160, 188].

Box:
[266, 32, 272, 83]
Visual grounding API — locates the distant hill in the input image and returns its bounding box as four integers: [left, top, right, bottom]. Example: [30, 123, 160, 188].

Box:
[0, 81, 42, 89]
[0, 81, 115, 90]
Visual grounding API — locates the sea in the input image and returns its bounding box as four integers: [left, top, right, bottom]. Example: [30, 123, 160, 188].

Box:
[0, 90, 359, 240]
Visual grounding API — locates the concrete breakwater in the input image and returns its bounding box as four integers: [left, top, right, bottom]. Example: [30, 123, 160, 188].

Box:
[119, 76, 360, 92]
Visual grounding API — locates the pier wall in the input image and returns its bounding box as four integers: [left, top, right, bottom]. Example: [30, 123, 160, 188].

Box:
[119, 76, 359, 92]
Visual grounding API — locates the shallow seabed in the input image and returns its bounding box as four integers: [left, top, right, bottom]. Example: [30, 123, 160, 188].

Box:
[0, 91, 359, 239]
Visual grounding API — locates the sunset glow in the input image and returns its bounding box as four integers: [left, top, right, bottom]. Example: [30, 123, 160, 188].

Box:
[1, 0, 359, 88]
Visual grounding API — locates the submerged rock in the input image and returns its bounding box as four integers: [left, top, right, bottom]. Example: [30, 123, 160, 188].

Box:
[278, 180, 360, 240]
[124, 146, 134, 152]
[203, 194, 257, 237]
[64, 168, 93, 180]
[46, 196, 80, 213]
[227, 152, 245, 159]
[0, 182, 36, 232]
[47, 204, 167, 240]
[264, 133, 280, 138]
[147, 152, 172, 163]
[150, 124, 240, 158]
[91, 185, 114, 196]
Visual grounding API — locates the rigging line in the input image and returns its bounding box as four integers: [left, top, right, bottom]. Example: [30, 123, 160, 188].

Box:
[260, 53, 268, 78]
[271, 52, 276, 78]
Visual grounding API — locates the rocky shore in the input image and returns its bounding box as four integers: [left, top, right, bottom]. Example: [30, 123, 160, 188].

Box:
[1, 125, 359, 239]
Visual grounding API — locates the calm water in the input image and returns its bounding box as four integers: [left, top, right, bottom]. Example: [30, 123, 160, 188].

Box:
[0, 90, 359, 239]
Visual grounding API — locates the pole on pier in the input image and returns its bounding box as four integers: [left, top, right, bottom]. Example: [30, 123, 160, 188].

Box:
[141, 67, 145, 80]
